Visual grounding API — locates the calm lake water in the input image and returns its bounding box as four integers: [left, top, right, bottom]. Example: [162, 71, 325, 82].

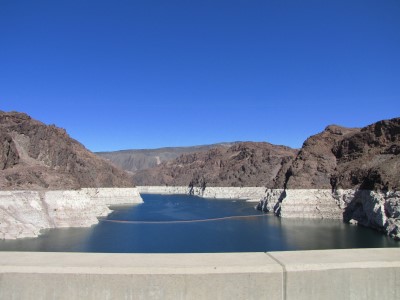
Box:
[0, 194, 398, 252]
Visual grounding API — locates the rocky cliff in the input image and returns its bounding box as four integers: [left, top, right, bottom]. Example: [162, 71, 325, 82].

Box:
[331, 118, 400, 191]
[259, 117, 400, 240]
[282, 125, 359, 189]
[278, 118, 400, 191]
[0, 111, 133, 190]
[132, 142, 298, 187]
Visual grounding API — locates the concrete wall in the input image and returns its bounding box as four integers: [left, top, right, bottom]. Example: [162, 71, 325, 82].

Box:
[0, 248, 399, 299]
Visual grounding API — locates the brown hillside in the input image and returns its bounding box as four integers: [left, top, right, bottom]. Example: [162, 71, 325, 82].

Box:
[132, 142, 297, 187]
[0, 111, 132, 190]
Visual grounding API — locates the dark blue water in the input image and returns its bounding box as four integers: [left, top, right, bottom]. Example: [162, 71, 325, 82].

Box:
[0, 194, 398, 252]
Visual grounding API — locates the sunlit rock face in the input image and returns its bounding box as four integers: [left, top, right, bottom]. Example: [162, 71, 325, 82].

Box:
[0, 111, 134, 190]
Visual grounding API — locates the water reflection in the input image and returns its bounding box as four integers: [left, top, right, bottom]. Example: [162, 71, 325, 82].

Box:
[275, 218, 395, 250]
[0, 227, 94, 252]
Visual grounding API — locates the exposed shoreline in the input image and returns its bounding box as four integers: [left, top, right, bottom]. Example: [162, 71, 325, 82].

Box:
[137, 186, 266, 202]
[0, 188, 143, 240]
[1, 186, 398, 240]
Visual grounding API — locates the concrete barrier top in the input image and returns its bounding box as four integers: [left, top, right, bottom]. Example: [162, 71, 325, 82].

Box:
[0, 251, 281, 275]
[270, 248, 400, 270]
[0, 249, 399, 300]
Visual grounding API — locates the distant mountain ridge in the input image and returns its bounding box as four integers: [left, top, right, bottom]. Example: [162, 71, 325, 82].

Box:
[96, 142, 241, 173]
[132, 142, 298, 187]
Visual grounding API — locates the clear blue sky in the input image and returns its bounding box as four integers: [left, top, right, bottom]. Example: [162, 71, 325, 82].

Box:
[1, 0, 399, 151]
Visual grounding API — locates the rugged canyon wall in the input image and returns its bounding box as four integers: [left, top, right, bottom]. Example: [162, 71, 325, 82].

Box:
[1, 110, 399, 240]
[0, 111, 143, 239]
[258, 118, 400, 240]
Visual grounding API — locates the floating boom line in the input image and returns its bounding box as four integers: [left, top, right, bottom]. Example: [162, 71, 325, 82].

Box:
[100, 214, 267, 224]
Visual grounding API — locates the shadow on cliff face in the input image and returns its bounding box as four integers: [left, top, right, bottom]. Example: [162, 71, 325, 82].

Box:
[273, 190, 286, 216]
[342, 189, 386, 234]
[335, 165, 391, 229]
[343, 196, 366, 225]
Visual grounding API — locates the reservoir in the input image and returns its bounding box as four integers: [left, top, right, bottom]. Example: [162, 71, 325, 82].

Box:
[0, 194, 398, 252]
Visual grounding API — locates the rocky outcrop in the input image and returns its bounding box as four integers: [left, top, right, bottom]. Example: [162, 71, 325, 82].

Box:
[257, 188, 400, 239]
[133, 142, 297, 187]
[331, 118, 400, 191]
[0, 188, 143, 239]
[279, 118, 399, 192]
[336, 189, 400, 238]
[0, 133, 19, 170]
[282, 125, 358, 189]
[0, 111, 133, 190]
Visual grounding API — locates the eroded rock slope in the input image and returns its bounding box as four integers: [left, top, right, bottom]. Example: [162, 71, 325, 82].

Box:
[0, 111, 133, 190]
[273, 118, 400, 191]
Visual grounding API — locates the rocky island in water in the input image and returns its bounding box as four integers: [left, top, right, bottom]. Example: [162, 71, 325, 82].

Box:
[1, 110, 399, 241]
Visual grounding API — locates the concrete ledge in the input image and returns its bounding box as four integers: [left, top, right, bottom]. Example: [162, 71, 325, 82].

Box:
[0, 252, 282, 299]
[0, 249, 399, 299]
[269, 248, 400, 300]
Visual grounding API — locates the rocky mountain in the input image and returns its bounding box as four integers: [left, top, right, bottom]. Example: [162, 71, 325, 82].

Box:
[281, 125, 359, 189]
[279, 118, 400, 191]
[96, 142, 239, 173]
[132, 142, 298, 187]
[0, 111, 133, 190]
[331, 118, 400, 191]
